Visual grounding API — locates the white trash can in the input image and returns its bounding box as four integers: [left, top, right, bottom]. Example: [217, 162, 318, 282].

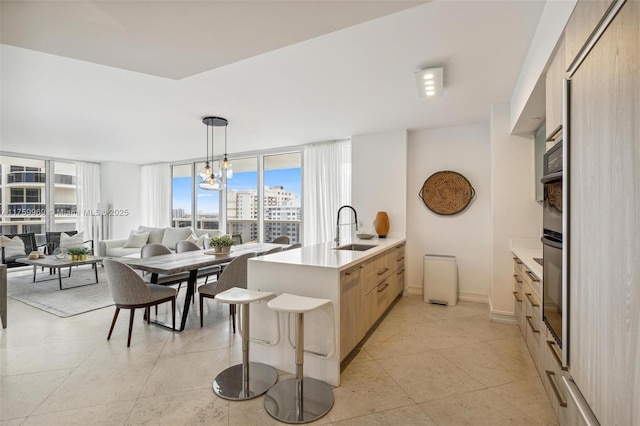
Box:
[423, 254, 458, 306]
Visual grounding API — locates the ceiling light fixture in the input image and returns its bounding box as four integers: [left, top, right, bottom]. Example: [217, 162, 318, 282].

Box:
[220, 123, 233, 179]
[415, 66, 444, 98]
[198, 116, 228, 191]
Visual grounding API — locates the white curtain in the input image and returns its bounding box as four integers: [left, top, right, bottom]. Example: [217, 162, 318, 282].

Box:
[76, 161, 101, 240]
[140, 163, 171, 227]
[303, 139, 351, 245]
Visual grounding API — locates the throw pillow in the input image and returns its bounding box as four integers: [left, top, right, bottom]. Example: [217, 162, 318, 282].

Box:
[161, 227, 193, 250]
[60, 232, 85, 249]
[0, 235, 26, 257]
[138, 226, 166, 244]
[123, 230, 150, 248]
[186, 232, 208, 249]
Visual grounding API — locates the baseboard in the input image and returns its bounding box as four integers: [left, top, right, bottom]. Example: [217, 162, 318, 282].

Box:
[458, 292, 488, 304]
[405, 288, 489, 305]
[489, 309, 517, 325]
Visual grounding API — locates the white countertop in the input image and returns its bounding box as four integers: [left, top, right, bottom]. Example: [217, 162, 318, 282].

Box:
[250, 236, 406, 271]
[511, 246, 543, 281]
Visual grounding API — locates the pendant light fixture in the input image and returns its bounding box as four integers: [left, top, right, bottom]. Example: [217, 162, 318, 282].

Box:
[220, 123, 233, 178]
[198, 116, 228, 191]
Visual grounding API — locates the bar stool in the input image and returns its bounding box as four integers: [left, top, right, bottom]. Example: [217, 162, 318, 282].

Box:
[264, 293, 335, 424]
[213, 287, 279, 400]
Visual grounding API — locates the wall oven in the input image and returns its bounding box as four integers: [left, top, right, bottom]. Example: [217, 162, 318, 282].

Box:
[541, 139, 565, 358]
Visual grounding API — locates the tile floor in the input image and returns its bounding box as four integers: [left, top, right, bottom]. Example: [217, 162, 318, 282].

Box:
[1, 269, 558, 425]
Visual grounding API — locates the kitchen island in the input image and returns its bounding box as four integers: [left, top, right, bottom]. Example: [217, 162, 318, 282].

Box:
[247, 237, 406, 386]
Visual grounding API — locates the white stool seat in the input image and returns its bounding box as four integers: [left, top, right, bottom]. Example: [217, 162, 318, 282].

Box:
[268, 293, 331, 313]
[216, 287, 274, 305]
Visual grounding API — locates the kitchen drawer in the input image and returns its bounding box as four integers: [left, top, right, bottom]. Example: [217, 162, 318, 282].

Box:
[524, 283, 542, 323]
[394, 244, 405, 271]
[513, 275, 525, 335]
[525, 313, 543, 374]
[542, 333, 568, 423]
[522, 266, 541, 300]
[394, 266, 405, 296]
[513, 257, 525, 277]
[375, 275, 395, 318]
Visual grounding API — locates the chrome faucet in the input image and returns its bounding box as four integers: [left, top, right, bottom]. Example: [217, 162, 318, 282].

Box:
[335, 205, 358, 245]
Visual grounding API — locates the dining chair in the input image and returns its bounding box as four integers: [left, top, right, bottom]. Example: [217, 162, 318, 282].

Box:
[103, 259, 176, 347]
[284, 243, 302, 251]
[198, 252, 256, 329]
[175, 240, 221, 284]
[258, 246, 284, 256]
[272, 235, 290, 244]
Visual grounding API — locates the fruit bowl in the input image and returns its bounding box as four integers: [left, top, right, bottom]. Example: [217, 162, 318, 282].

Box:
[356, 233, 375, 240]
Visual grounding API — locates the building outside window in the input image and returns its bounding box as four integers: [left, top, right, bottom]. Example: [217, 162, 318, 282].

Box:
[170, 149, 302, 244]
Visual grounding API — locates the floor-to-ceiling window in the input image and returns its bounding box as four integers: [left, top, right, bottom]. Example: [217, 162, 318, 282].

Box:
[0, 156, 47, 235]
[226, 157, 258, 243]
[170, 148, 303, 243]
[195, 161, 220, 231]
[0, 155, 81, 237]
[263, 153, 301, 243]
[171, 164, 193, 228]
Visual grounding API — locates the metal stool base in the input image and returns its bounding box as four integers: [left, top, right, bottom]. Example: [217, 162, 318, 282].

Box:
[213, 362, 277, 401]
[264, 377, 334, 424]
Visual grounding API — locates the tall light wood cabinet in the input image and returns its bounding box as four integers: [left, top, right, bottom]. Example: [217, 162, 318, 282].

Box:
[545, 37, 566, 140]
[567, 1, 640, 424]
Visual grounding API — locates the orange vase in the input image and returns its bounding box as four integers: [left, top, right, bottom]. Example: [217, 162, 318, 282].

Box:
[374, 211, 390, 238]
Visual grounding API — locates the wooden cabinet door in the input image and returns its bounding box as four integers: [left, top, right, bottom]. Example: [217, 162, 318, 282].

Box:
[568, 2, 640, 424]
[545, 37, 566, 139]
[340, 266, 362, 360]
[564, 0, 615, 67]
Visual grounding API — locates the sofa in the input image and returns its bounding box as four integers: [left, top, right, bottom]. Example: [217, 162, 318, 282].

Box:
[98, 226, 221, 258]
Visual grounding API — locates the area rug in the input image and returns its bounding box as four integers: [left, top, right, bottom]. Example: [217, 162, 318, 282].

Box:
[6, 267, 114, 318]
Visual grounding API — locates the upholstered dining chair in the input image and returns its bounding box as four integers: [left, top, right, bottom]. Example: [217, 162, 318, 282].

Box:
[140, 243, 190, 287]
[284, 243, 302, 251]
[272, 235, 290, 244]
[175, 240, 221, 284]
[198, 252, 256, 330]
[258, 246, 284, 256]
[103, 259, 176, 347]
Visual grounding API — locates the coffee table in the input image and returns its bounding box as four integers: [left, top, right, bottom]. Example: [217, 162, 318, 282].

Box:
[16, 255, 103, 290]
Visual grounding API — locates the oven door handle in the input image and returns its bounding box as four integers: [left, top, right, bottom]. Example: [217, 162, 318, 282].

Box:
[541, 171, 563, 184]
[541, 236, 563, 249]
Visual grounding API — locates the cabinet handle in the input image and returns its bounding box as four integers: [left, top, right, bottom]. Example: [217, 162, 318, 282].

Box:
[397, 256, 405, 261]
[526, 316, 540, 333]
[525, 293, 539, 308]
[512, 291, 522, 303]
[377, 282, 389, 292]
[545, 370, 567, 407]
[546, 340, 568, 371]
[377, 267, 389, 276]
[514, 258, 523, 265]
[526, 271, 540, 282]
[396, 269, 405, 275]
[513, 274, 523, 284]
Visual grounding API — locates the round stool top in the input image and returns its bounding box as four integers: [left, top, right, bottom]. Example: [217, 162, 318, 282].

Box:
[267, 293, 332, 313]
[215, 287, 275, 304]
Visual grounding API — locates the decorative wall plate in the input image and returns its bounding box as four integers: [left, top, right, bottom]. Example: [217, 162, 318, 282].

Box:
[419, 171, 475, 215]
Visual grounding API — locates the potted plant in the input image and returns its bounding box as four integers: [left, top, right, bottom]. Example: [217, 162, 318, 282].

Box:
[67, 247, 92, 261]
[209, 235, 236, 254]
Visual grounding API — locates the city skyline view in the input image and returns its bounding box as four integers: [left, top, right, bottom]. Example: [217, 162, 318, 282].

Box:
[173, 167, 301, 215]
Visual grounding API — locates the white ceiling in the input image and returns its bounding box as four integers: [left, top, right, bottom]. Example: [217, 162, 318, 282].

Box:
[0, 0, 546, 165]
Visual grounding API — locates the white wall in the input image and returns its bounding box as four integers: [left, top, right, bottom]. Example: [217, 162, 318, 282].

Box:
[490, 103, 542, 316]
[406, 123, 492, 300]
[100, 162, 142, 239]
[352, 130, 407, 238]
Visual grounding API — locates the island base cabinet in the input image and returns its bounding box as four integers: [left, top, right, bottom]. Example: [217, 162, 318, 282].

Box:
[340, 266, 363, 360]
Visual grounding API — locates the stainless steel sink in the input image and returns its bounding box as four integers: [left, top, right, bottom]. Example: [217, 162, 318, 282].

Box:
[334, 244, 376, 251]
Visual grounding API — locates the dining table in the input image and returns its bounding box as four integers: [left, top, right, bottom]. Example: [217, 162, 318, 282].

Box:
[119, 242, 288, 331]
